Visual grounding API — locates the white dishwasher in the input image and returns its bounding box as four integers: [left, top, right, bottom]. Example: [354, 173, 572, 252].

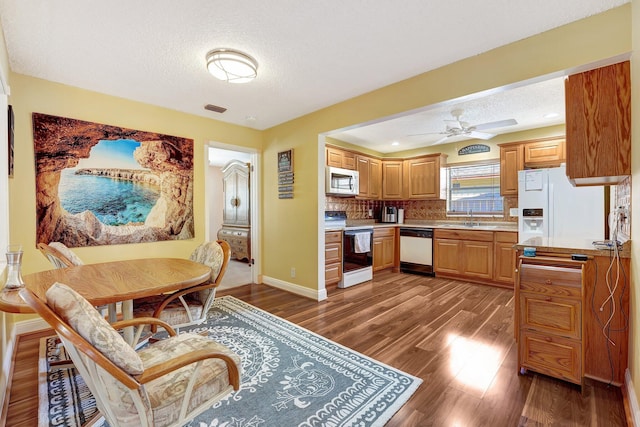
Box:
[399, 228, 434, 276]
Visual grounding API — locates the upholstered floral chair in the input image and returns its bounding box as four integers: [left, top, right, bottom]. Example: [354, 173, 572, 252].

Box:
[20, 283, 241, 427]
[133, 240, 231, 331]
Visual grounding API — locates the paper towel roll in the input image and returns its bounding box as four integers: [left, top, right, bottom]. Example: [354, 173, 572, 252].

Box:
[398, 208, 404, 224]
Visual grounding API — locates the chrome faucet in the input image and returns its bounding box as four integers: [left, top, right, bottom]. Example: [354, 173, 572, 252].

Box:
[465, 209, 477, 227]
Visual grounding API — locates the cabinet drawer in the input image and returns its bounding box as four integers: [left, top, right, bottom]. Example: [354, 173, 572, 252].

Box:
[373, 227, 395, 238]
[434, 229, 493, 241]
[495, 231, 518, 243]
[520, 293, 581, 339]
[325, 243, 342, 264]
[325, 262, 342, 285]
[519, 264, 582, 297]
[519, 330, 581, 384]
[325, 231, 342, 244]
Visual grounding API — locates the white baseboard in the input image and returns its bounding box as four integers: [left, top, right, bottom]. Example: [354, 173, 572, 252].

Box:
[626, 369, 640, 426]
[261, 276, 327, 301]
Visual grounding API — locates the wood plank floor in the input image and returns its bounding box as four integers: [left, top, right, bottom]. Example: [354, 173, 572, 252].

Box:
[4, 271, 627, 426]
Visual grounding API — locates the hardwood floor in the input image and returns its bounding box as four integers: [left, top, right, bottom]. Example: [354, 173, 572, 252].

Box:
[4, 271, 627, 426]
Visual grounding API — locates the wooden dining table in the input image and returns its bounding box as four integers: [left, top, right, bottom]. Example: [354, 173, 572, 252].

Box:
[0, 258, 211, 341]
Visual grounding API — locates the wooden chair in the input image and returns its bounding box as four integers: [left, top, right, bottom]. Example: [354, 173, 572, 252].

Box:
[133, 240, 231, 331]
[37, 242, 84, 269]
[20, 283, 241, 427]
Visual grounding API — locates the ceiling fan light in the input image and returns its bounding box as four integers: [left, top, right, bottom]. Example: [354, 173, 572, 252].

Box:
[206, 49, 258, 83]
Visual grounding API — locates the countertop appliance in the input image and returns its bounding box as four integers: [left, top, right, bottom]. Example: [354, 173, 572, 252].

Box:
[518, 165, 605, 241]
[399, 227, 434, 276]
[381, 206, 397, 223]
[340, 226, 373, 288]
[326, 166, 359, 197]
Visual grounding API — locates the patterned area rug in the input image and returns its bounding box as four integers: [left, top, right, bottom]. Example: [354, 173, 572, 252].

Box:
[38, 295, 422, 426]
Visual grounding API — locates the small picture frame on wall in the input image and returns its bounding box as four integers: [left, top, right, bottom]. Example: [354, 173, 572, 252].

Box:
[278, 149, 293, 173]
[7, 105, 13, 177]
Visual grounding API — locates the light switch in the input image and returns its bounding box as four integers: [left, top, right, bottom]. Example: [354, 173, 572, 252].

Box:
[509, 208, 518, 217]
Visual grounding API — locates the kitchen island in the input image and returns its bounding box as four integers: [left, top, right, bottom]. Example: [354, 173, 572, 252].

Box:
[513, 237, 631, 386]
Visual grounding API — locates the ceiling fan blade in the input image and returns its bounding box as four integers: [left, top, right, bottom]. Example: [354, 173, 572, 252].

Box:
[472, 118, 517, 131]
[430, 136, 450, 145]
[468, 131, 495, 140]
[408, 131, 447, 137]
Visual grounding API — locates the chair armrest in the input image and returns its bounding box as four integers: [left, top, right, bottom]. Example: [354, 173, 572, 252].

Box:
[111, 317, 177, 337]
[150, 280, 213, 318]
[136, 348, 240, 389]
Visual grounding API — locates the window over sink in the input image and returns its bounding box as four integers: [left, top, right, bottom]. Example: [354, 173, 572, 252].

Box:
[446, 161, 503, 216]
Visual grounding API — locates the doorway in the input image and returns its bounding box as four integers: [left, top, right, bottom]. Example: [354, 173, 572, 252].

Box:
[205, 143, 260, 289]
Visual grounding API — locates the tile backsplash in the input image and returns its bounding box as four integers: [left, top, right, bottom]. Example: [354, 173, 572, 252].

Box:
[325, 196, 518, 222]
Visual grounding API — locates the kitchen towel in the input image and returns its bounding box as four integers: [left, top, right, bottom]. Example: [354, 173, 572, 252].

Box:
[354, 232, 371, 253]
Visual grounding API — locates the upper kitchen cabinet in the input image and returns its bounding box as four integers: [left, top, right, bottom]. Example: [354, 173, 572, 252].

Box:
[326, 146, 357, 170]
[404, 154, 447, 200]
[523, 138, 565, 168]
[357, 155, 381, 199]
[565, 61, 631, 185]
[499, 143, 523, 196]
[381, 160, 404, 199]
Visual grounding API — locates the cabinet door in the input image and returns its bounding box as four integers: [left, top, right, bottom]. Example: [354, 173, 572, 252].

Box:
[520, 293, 581, 339]
[523, 138, 565, 168]
[234, 166, 250, 225]
[519, 330, 582, 384]
[565, 61, 631, 184]
[357, 156, 370, 197]
[223, 174, 237, 224]
[461, 241, 493, 279]
[406, 157, 438, 199]
[434, 239, 461, 275]
[382, 161, 403, 199]
[500, 144, 523, 196]
[369, 158, 382, 199]
[381, 236, 395, 269]
[326, 147, 344, 168]
[372, 237, 385, 271]
[494, 232, 518, 286]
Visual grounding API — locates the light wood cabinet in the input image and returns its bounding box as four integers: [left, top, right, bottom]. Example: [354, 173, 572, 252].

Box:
[381, 161, 403, 199]
[493, 231, 518, 287]
[565, 61, 631, 185]
[404, 154, 447, 200]
[357, 155, 381, 199]
[499, 143, 523, 196]
[217, 226, 250, 262]
[434, 229, 493, 280]
[325, 231, 342, 286]
[326, 146, 356, 170]
[523, 138, 565, 168]
[516, 259, 584, 386]
[373, 227, 395, 271]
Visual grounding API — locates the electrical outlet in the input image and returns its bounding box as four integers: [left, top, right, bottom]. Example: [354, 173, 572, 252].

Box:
[290, 267, 296, 278]
[509, 208, 518, 217]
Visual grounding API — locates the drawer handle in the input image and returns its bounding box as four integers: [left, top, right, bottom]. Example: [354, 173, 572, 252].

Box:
[545, 279, 552, 285]
[545, 297, 552, 302]
[545, 336, 552, 342]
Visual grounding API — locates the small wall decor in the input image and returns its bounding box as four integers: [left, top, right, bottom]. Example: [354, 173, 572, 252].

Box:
[32, 113, 195, 247]
[458, 143, 490, 156]
[277, 149, 294, 199]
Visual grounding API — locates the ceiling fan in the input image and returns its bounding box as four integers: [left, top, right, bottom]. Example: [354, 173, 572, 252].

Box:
[412, 108, 518, 145]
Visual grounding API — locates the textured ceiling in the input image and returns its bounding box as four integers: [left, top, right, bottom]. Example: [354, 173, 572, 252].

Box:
[0, 0, 629, 145]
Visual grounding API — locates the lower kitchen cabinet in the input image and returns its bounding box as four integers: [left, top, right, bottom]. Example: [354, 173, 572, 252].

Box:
[516, 257, 584, 386]
[434, 229, 493, 280]
[325, 231, 342, 286]
[493, 231, 518, 287]
[373, 227, 395, 271]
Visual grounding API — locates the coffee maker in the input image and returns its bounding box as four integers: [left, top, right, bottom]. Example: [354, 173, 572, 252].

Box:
[381, 206, 397, 223]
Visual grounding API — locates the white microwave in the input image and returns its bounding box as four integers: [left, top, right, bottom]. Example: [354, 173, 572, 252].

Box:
[326, 166, 359, 196]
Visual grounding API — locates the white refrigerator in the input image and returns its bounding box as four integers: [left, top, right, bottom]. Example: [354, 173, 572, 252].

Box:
[518, 165, 605, 241]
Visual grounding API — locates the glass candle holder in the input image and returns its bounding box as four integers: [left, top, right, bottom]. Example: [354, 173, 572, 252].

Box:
[4, 244, 25, 290]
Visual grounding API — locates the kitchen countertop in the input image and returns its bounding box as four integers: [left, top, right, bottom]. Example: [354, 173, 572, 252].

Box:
[336, 220, 518, 233]
[514, 236, 631, 258]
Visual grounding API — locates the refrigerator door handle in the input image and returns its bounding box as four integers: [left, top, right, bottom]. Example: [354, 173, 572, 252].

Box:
[548, 182, 554, 239]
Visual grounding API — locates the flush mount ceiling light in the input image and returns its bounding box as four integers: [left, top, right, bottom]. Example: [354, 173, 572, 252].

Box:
[206, 48, 258, 83]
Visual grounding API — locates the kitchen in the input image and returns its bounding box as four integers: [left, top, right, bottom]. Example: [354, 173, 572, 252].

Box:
[322, 60, 631, 390]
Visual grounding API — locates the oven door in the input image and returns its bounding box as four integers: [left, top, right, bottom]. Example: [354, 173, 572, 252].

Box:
[343, 229, 373, 273]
